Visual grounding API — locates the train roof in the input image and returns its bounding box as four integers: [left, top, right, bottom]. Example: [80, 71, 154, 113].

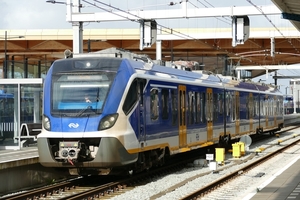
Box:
[63, 48, 282, 95]
[125, 59, 281, 94]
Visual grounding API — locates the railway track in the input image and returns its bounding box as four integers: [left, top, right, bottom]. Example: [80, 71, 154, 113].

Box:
[3, 126, 299, 200]
[180, 127, 300, 200]
[109, 126, 300, 200]
[2, 151, 200, 199]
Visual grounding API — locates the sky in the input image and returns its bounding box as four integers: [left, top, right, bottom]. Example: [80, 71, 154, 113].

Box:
[0, 0, 291, 29]
[0, 0, 298, 94]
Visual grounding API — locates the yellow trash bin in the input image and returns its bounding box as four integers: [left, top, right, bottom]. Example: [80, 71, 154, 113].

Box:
[232, 143, 241, 158]
[215, 148, 225, 164]
[238, 142, 245, 155]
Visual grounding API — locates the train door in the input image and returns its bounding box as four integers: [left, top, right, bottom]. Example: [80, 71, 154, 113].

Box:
[178, 85, 187, 148]
[206, 88, 213, 141]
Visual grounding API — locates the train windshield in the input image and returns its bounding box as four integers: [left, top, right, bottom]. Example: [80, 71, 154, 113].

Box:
[51, 72, 114, 116]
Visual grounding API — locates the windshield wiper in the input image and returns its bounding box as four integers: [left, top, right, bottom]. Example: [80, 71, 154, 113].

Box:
[76, 106, 94, 117]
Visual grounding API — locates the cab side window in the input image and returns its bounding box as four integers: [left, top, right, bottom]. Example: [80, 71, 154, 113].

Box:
[151, 89, 159, 121]
[123, 79, 138, 115]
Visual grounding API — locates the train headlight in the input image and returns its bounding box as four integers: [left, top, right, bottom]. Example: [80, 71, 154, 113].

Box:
[99, 113, 119, 130]
[43, 115, 51, 131]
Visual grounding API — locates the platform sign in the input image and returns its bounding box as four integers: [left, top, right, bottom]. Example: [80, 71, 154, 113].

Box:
[206, 154, 214, 161]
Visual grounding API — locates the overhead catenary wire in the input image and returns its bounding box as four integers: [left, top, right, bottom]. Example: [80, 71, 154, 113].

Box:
[81, 0, 223, 49]
[246, 0, 300, 78]
[246, 0, 299, 54]
[195, 0, 231, 24]
[79, 0, 273, 65]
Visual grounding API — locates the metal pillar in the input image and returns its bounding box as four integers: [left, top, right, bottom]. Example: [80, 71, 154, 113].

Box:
[156, 26, 162, 61]
[294, 81, 297, 114]
[72, 0, 83, 54]
[4, 31, 7, 78]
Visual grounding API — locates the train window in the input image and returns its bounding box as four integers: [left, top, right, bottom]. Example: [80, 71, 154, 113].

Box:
[236, 92, 240, 120]
[150, 88, 159, 121]
[192, 91, 196, 124]
[276, 99, 278, 115]
[277, 97, 282, 116]
[248, 95, 254, 119]
[200, 92, 205, 123]
[195, 92, 200, 124]
[225, 92, 231, 119]
[213, 93, 218, 122]
[161, 89, 169, 120]
[268, 98, 270, 116]
[266, 97, 269, 116]
[246, 95, 249, 119]
[278, 98, 280, 115]
[273, 98, 276, 116]
[218, 93, 224, 115]
[52, 73, 111, 115]
[171, 90, 178, 125]
[265, 98, 267, 116]
[123, 79, 139, 115]
[188, 91, 195, 125]
[261, 98, 265, 116]
[255, 96, 259, 117]
[252, 96, 255, 118]
[279, 97, 283, 115]
[232, 93, 236, 120]
[270, 98, 274, 116]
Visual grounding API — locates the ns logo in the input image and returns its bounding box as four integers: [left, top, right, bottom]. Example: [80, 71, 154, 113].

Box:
[68, 123, 79, 128]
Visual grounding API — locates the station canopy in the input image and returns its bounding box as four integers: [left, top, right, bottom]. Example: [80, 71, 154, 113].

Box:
[0, 0, 300, 79]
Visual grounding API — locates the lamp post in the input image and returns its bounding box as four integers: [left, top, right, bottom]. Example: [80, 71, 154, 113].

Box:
[285, 86, 289, 114]
[290, 79, 299, 114]
[3, 31, 24, 78]
[4, 31, 7, 78]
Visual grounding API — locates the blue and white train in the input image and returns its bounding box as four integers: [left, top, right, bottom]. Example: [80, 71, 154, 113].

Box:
[37, 49, 284, 175]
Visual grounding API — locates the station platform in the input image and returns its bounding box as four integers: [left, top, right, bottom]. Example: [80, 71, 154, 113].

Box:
[246, 153, 300, 200]
[0, 146, 38, 170]
[0, 146, 70, 196]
